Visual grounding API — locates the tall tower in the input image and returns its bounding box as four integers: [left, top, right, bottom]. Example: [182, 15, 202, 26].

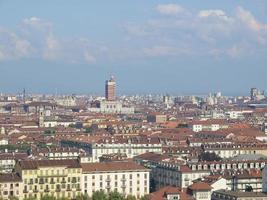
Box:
[39, 108, 45, 128]
[105, 76, 116, 101]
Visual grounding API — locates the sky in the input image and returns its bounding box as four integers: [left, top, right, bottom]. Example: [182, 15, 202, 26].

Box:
[0, 0, 267, 96]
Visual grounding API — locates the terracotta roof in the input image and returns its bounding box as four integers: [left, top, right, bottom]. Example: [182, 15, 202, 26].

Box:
[0, 173, 22, 183]
[82, 161, 149, 172]
[188, 182, 212, 191]
[17, 159, 81, 169]
[149, 186, 192, 200]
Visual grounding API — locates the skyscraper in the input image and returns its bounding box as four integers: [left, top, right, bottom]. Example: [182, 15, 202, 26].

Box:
[105, 76, 116, 101]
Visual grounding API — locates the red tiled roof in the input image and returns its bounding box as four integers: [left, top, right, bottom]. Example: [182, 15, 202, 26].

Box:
[82, 161, 149, 172]
[188, 182, 212, 191]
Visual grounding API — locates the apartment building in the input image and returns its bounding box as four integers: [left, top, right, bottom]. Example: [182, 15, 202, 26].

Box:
[0, 153, 28, 173]
[81, 162, 150, 198]
[61, 136, 163, 162]
[202, 143, 267, 158]
[188, 120, 228, 132]
[0, 173, 22, 200]
[212, 190, 267, 200]
[224, 169, 262, 192]
[15, 159, 82, 200]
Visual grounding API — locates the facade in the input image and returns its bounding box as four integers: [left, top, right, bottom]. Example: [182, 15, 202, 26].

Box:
[15, 159, 82, 200]
[0, 173, 22, 200]
[147, 114, 167, 123]
[88, 100, 134, 114]
[202, 143, 267, 158]
[212, 190, 267, 200]
[81, 162, 150, 198]
[224, 169, 262, 192]
[262, 165, 267, 192]
[62, 137, 163, 162]
[0, 153, 28, 173]
[188, 182, 212, 200]
[105, 76, 116, 101]
[90, 138, 163, 162]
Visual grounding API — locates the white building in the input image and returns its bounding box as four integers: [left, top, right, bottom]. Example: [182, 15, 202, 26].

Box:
[89, 100, 134, 114]
[81, 162, 150, 198]
[90, 137, 163, 162]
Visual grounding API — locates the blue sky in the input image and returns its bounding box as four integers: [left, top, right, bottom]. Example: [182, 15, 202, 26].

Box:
[0, 0, 267, 95]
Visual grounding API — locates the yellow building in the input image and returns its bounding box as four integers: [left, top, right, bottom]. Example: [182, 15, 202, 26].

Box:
[15, 159, 82, 200]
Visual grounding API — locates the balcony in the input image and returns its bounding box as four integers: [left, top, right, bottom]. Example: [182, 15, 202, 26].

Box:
[106, 185, 111, 189]
[44, 189, 50, 193]
[121, 178, 126, 181]
[33, 189, 39, 193]
[56, 189, 61, 192]
[106, 178, 111, 182]
[121, 184, 126, 188]
[23, 190, 28, 193]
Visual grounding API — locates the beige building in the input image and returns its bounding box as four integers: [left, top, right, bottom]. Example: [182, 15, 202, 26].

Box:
[15, 159, 82, 200]
[0, 173, 22, 200]
[81, 162, 150, 199]
[212, 190, 267, 200]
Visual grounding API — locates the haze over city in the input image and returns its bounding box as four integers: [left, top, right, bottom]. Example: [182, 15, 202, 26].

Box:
[0, 0, 267, 95]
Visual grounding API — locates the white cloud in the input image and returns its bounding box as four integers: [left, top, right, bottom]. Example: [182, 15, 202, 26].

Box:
[198, 9, 229, 21]
[143, 46, 190, 57]
[156, 4, 185, 16]
[0, 17, 99, 64]
[236, 7, 266, 32]
[0, 28, 33, 60]
[84, 51, 96, 63]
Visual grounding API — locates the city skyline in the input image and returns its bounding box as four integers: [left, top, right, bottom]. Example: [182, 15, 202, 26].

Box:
[0, 0, 267, 94]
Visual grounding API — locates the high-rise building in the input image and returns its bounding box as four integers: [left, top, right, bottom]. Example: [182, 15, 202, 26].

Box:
[105, 76, 116, 101]
[251, 88, 259, 100]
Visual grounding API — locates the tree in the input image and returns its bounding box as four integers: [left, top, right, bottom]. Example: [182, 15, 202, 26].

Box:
[108, 191, 124, 200]
[23, 198, 37, 200]
[92, 191, 108, 200]
[125, 195, 137, 200]
[41, 195, 57, 200]
[199, 152, 222, 162]
[140, 195, 149, 200]
[85, 127, 93, 133]
[76, 194, 90, 200]
[245, 185, 253, 192]
[9, 197, 19, 200]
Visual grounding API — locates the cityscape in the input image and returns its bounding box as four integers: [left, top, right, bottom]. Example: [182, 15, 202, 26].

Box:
[1, 1, 267, 200]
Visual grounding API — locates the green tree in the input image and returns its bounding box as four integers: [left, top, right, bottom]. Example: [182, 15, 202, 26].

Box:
[85, 127, 93, 133]
[41, 195, 57, 200]
[23, 198, 37, 200]
[125, 195, 137, 200]
[198, 152, 222, 162]
[76, 194, 90, 200]
[92, 191, 108, 200]
[9, 197, 19, 200]
[140, 195, 149, 200]
[108, 191, 124, 200]
[245, 185, 253, 192]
